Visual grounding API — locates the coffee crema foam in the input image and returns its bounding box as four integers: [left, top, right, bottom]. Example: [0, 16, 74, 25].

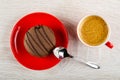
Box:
[79, 16, 108, 46]
[24, 25, 56, 57]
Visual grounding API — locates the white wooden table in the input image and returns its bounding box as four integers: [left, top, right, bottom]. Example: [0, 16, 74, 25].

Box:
[0, 0, 120, 80]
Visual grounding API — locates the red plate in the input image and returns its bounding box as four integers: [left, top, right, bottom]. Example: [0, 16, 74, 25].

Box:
[10, 12, 68, 70]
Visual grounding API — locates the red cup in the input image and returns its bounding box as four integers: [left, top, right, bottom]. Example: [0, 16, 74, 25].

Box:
[77, 15, 113, 49]
[10, 12, 68, 70]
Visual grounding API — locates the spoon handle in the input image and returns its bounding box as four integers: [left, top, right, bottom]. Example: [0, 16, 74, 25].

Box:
[84, 61, 100, 69]
[73, 58, 100, 69]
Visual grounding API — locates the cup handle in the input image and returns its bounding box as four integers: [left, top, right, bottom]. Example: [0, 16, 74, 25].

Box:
[105, 41, 113, 49]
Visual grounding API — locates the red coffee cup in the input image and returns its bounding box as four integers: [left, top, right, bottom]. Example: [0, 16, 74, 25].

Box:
[77, 15, 113, 49]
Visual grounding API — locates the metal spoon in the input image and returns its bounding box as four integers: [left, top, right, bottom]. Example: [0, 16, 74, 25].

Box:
[53, 47, 100, 69]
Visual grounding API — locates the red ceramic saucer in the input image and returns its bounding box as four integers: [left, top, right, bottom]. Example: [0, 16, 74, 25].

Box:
[10, 12, 68, 70]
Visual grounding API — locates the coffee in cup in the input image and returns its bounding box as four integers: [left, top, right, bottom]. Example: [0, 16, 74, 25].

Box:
[77, 15, 113, 48]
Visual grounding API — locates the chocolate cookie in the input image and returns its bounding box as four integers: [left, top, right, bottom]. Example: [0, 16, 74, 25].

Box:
[24, 25, 56, 57]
